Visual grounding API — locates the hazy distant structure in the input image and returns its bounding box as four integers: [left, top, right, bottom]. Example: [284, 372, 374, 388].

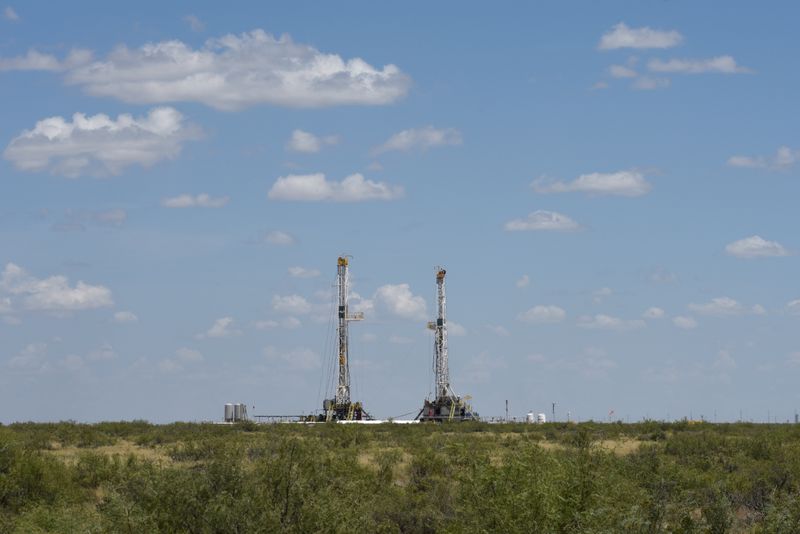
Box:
[417, 267, 477, 422]
[224, 403, 248, 422]
[321, 256, 370, 421]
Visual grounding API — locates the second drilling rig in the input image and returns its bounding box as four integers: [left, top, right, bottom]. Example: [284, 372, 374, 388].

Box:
[417, 267, 477, 422]
[320, 256, 371, 421]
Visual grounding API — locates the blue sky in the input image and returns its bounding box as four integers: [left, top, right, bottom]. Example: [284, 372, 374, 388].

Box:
[1, 1, 798, 423]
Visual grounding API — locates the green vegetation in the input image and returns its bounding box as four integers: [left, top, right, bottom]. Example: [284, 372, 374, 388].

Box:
[1, 420, 799, 533]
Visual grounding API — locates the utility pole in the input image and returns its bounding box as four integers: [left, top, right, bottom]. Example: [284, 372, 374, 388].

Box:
[552, 402, 556, 423]
[505, 400, 509, 422]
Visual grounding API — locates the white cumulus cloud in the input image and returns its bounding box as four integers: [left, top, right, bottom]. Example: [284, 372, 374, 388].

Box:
[4, 6, 19, 21]
[3, 107, 199, 177]
[578, 314, 645, 331]
[609, 64, 637, 78]
[504, 210, 580, 232]
[264, 230, 294, 245]
[725, 236, 789, 259]
[374, 284, 427, 320]
[268, 173, 403, 202]
[648, 56, 752, 74]
[1, 262, 112, 312]
[632, 76, 671, 90]
[688, 297, 744, 316]
[162, 193, 229, 208]
[21, 30, 409, 110]
[288, 266, 320, 278]
[272, 294, 312, 315]
[199, 316, 241, 338]
[264, 346, 320, 370]
[532, 170, 651, 196]
[786, 299, 800, 315]
[598, 23, 683, 50]
[727, 146, 797, 171]
[374, 126, 462, 154]
[516, 274, 530, 288]
[113, 311, 138, 323]
[518, 305, 566, 324]
[286, 129, 339, 153]
[672, 316, 698, 329]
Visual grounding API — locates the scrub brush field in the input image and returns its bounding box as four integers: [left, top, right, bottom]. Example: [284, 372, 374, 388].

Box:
[1, 421, 800, 533]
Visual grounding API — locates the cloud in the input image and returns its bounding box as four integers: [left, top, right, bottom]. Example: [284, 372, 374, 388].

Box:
[256, 316, 301, 330]
[264, 230, 294, 245]
[727, 146, 797, 171]
[268, 173, 403, 202]
[8, 343, 49, 371]
[4, 6, 18, 21]
[725, 236, 790, 259]
[688, 297, 745, 316]
[609, 64, 637, 78]
[713, 349, 736, 371]
[516, 274, 530, 288]
[3, 107, 199, 177]
[577, 314, 645, 331]
[591, 81, 609, 90]
[643, 307, 665, 319]
[592, 287, 613, 304]
[632, 76, 670, 90]
[176, 347, 203, 362]
[673, 316, 698, 329]
[533, 170, 651, 196]
[448, 320, 467, 336]
[50, 208, 127, 232]
[159, 346, 203, 372]
[598, 23, 683, 50]
[14, 30, 409, 110]
[786, 299, 800, 315]
[374, 283, 427, 320]
[162, 193, 229, 208]
[751, 304, 767, 316]
[272, 294, 312, 315]
[373, 126, 462, 154]
[1, 262, 112, 311]
[199, 316, 241, 338]
[487, 324, 510, 337]
[0, 297, 12, 314]
[288, 266, 320, 278]
[518, 305, 566, 324]
[286, 129, 339, 153]
[264, 346, 320, 370]
[648, 56, 752, 74]
[504, 210, 580, 232]
[183, 14, 204, 32]
[87, 343, 117, 361]
[113, 311, 138, 323]
[0, 48, 92, 72]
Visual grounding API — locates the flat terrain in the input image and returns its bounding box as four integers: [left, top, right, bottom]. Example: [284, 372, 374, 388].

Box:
[1, 420, 799, 533]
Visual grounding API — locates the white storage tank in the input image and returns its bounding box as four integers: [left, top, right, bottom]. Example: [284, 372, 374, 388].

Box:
[537, 413, 547, 424]
[233, 403, 248, 422]
[526, 412, 535, 424]
[224, 403, 234, 422]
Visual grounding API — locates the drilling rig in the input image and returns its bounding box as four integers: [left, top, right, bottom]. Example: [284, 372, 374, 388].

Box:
[417, 267, 477, 422]
[321, 256, 371, 421]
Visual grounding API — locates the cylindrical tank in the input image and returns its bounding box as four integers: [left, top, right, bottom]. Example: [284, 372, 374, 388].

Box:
[224, 403, 234, 422]
[526, 412, 535, 424]
[537, 413, 546, 424]
[234, 403, 247, 422]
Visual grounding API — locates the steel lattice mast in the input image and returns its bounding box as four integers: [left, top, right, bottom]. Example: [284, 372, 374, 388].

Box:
[335, 256, 363, 406]
[432, 267, 452, 400]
